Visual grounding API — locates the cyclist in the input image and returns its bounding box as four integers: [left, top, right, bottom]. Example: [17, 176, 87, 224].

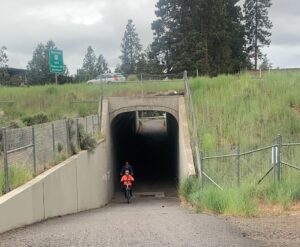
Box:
[120, 161, 134, 176]
[120, 169, 134, 197]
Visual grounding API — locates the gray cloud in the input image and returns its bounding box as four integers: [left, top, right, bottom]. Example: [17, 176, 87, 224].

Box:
[1, 0, 155, 74]
[1, 0, 299, 74]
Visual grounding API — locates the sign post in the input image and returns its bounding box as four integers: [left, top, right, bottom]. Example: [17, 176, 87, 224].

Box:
[49, 49, 64, 84]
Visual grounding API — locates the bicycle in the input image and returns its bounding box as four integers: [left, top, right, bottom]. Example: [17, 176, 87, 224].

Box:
[125, 184, 132, 204]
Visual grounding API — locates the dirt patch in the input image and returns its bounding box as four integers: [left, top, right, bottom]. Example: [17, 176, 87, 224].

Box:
[227, 208, 300, 247]
[292, 106, 300, 117]
[258, 202, 300, 217]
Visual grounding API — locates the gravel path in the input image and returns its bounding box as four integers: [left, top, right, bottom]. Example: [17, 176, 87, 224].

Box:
[228, 214, 300, 247]
[0, 195, 261, 247]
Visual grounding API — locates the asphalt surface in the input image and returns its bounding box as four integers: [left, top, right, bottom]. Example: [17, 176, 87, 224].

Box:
[0, 119, 262, 246]
[0, 195, 262, 247]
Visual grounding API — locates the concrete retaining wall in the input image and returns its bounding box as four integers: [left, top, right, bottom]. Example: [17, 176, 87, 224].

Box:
[178, 97, 196, 180]
[0, 140, 113, 234]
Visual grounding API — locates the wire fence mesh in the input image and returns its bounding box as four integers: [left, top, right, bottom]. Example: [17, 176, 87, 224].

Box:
[200, 136, 300, 189]
[139, 73, 183, 82]
[183, 72, 300, 189]
[0, 114, 100, 195]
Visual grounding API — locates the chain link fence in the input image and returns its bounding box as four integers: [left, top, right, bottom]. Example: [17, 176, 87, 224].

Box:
[0, 114, 100, 194]
[183, 71, 300, 189]
[201, 136, 300, 189]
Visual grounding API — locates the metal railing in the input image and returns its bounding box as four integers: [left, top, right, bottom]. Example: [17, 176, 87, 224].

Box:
[183, 71, 203, 186]
[1, 114, 100, 194]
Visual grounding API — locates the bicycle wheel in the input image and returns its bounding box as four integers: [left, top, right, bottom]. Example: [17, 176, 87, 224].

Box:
[126, 189, 131, 204]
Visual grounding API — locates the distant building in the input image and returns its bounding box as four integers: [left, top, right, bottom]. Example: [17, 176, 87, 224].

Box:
[4, 67, 27, 86]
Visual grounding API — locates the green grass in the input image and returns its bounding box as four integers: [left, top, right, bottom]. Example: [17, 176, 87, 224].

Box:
[0, 166, 33, 196]
[180, 176, 300, 216]
[189, 71, 300, 188]
[0, 80, 183, 128]
[190, 71, 300, 151]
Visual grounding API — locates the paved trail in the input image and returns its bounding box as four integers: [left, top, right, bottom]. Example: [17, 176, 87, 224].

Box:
[0, 195, 262, 247]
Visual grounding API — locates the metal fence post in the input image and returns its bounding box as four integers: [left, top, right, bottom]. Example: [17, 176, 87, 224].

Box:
[32, 126, 37, 174]
[85, 116, 88, 132]
[236, 145, 240, 187]
[276, 134, 282, 181]
[141, 73, 144, 97]
[66, 120, 70, 156]
[76, 118, 80, 148]
[2, 127, 10, 193]
[195, 138, 202, 181]
[92, 115, 95, 134]
[201, 152, 205, 189]
[52, 123, 55, 158]
[272, 138, 277, 183]
[97, 113, 101, 133]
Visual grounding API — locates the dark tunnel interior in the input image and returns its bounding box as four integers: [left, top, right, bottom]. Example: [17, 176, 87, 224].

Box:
[111, 111, 179, 194]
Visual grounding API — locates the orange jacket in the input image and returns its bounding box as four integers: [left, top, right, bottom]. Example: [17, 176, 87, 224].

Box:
[121, 174, 134, 186]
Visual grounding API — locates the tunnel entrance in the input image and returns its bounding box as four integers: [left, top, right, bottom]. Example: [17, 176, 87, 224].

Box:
[111, 111, 179, 196]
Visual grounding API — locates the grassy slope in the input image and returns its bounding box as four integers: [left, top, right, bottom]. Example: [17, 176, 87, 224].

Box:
[180, 176, 300, 216]
[190, 71, 300, 152]
[0, 80, 183, 128]
[184, 71, 300, 215]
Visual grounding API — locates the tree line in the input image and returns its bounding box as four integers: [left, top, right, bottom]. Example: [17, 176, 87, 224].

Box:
[0, 0, 272, 85]
[120, 0, 273, 76]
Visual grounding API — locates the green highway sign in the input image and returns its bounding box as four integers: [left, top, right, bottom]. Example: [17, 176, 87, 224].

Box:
[49, 49, 64, 74]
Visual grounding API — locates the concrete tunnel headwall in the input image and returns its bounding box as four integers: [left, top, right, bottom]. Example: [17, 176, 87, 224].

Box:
[100, 96, 196, 192]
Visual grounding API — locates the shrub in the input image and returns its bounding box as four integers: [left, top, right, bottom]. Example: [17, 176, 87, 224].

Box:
[127, 74, 139, 82]
[179, 175, 199, 198]
[22, 113, 49, 126]
[78, 124, 97, 151]
[80, 133, 97, 151]
[57, 142, 64, 153]
[9, 120, 25, 128]
[67, 119, 79, 155]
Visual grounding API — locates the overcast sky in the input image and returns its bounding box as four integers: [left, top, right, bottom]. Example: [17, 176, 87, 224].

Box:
[0, 0, 299, 74]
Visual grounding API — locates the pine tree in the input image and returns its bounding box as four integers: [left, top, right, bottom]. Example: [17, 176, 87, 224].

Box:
[27, 43, 47, 84]
[95, 54, 109, 75]
[82, 46, 97, 79]
[151, 0, 174, 73]
[226, 0, 249, 72]
[120, 19, 142, 74]
[244, 0, 273, 70]
[151, 0, 247, 76]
